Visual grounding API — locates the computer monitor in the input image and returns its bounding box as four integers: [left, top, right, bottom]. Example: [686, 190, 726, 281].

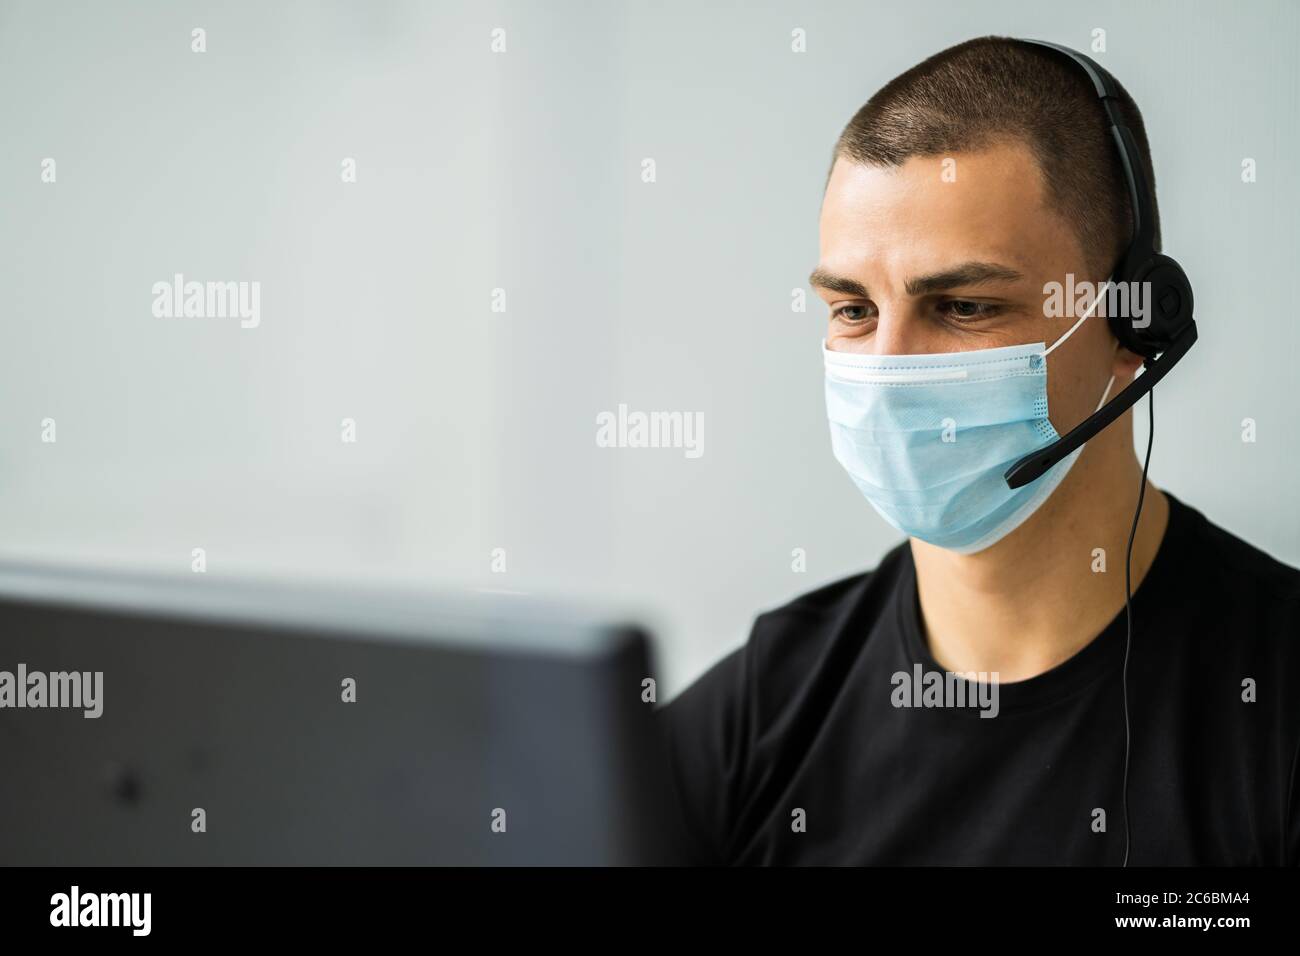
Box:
[0, 561, 689, 865]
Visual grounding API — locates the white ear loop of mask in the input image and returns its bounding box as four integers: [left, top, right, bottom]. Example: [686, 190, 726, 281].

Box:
[1043, 279, 1113, 357]
[1040, 279, 1118, 411]
[1095, 367, 1117, 411]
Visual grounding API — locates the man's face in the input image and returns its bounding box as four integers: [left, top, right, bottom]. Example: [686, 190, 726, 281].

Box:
[813, 142, 1131, 439]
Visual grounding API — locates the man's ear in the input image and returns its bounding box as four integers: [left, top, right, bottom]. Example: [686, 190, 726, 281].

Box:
[1112, 341, 1145, 381]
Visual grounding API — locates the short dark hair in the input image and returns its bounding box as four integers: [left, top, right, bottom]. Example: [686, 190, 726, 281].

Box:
[831, 36, 1161, 279]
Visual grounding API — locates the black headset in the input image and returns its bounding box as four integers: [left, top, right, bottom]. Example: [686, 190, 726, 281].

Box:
[1002, 39, 1197, 490]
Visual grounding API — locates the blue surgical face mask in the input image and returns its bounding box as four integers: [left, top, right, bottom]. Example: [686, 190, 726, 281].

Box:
[823, 316, 1115, 554]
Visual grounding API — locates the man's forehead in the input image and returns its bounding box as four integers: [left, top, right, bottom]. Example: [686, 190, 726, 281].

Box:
[819, 145, 1070, 278]
[823, 144, 1048, 221]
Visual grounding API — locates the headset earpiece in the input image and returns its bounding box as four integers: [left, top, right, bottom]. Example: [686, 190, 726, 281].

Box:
[1108, 253, 1195, 358]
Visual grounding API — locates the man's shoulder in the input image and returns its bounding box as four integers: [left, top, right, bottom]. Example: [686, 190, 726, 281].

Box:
[1166, 494, 1300, 686]
[758, 541, 912, 625]
[654, 544, 912, 863]
[749, 540, 912, 656]
[662, 541, 911, 718]
[1170, 495, 1300, 637]
[1176, 494, 1300, 601]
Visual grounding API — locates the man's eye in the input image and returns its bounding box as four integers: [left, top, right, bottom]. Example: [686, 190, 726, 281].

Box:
[940, 299, 1001, 320]
[831, 303, 872, 323]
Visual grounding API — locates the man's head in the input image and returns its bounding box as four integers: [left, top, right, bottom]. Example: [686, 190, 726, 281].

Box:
[831, 35, 1159, 280]
[814, 36, 1159, 457]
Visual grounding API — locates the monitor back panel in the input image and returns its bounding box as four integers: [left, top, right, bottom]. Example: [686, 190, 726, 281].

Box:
[0, 588, 681, 865]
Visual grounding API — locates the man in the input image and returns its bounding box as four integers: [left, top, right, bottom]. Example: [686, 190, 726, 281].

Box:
[657, 36, 1300, 865]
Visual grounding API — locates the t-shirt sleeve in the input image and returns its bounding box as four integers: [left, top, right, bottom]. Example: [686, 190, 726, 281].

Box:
[654, 644, 751, 866]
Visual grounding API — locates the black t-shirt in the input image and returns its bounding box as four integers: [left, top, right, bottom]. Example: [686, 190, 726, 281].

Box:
[656, 493, 1300, 865]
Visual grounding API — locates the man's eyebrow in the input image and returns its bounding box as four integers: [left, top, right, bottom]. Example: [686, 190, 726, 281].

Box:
[905, 262, 1024, 296]
[808, 261, 1024, 298]
[808, 268, 868, 297]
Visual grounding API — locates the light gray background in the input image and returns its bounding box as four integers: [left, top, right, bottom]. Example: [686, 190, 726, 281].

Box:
[2, 0, 1297, 698]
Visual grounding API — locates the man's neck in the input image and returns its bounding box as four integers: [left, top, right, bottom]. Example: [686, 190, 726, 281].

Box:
[908, 453, 1170, 682]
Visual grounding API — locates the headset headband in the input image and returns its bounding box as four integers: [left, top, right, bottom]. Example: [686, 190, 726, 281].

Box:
[1018, 39, 1156, 279]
